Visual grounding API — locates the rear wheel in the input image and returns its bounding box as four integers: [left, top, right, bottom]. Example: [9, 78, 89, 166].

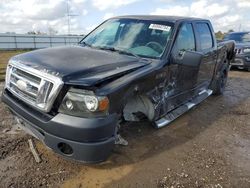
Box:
[213, 70, 228, 95]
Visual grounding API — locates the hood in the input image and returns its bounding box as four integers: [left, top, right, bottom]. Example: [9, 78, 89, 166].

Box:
[235, 42, 250, 49]
[12, 46, 149, 86]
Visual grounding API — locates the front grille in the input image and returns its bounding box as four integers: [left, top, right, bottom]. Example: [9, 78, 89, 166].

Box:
[231, 58, 244, 66]
[5, 60, 63, 112]
[10, 68, 41, 102]
[235, 48, 242, 54]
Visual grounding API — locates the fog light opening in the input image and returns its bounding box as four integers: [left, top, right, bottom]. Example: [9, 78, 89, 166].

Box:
[57, 142, 73, 155]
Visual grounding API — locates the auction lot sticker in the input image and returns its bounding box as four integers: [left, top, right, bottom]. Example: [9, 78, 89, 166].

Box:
[149, 24, 171, 31]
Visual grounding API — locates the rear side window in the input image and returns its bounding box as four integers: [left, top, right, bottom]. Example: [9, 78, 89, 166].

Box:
[196, 23, 213, 50]
[175, 23, 195, 51]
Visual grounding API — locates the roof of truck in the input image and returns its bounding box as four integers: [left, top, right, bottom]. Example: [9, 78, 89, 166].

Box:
[112, 15, 208, 23]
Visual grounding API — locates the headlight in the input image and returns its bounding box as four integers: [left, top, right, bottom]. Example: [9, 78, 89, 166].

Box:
[243, 48, 250, 53]
[84, 95, 99, 111]
[59, 88, 109, 117]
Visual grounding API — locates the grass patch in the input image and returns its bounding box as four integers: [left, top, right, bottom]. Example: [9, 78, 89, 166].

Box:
[0, 74, 5, 81]
[0, 68, 5, 73]
[0, 50, 30, 81]
[0, 64, 7, 69]
[0, 50, 26, 64]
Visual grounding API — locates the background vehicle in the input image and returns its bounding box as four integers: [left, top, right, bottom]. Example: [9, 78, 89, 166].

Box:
[224, 32, 250, 71]
[2, 16, 235, 163]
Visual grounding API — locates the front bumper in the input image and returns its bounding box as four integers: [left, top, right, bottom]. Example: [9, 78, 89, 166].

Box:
[2, 89, 118, 163]
[231, 54, 250, 69]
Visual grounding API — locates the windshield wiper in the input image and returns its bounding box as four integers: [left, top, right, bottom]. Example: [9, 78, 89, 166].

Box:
[95, 46, 141, 59]
[80, 41, 92, 47]
[95, 46, 116, 51]
[117, 48, 141, 59]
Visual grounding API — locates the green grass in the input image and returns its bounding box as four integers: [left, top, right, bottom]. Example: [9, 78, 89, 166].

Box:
[0, 67, 6, 81]
[0, 64, 7, 69]
[0, 50, 30, 81]
[0, 68, 5, 73]
[0, 74, 5, 81]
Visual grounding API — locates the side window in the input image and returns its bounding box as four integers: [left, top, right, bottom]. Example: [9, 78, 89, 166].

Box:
[196, 23, 213, 50]
[174, 23, 195, 52]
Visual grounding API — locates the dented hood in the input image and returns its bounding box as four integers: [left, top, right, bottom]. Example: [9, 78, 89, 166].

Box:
[12, 46, 149, 86]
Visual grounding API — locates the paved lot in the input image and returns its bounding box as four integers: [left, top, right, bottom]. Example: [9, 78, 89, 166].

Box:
[0, 70, 250, 188]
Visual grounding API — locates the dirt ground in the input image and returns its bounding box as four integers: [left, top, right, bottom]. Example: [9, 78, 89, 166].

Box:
[0, 70, 250, 188]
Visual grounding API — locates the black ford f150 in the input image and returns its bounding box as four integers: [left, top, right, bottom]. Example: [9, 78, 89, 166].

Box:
[2, 16, 235, 163]
[223, 32, 250, 71]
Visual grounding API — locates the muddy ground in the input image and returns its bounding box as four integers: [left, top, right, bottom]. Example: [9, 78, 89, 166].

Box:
[0, 70, 250, 188]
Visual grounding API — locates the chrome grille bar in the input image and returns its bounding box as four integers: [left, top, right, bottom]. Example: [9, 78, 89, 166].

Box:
[5, 60, 63, 112]
[11, 71, 40, 88]
[10, 81, 37, 98]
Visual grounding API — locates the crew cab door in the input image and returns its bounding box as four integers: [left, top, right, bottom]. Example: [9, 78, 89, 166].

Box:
[194, 22, 217, 87]
[168, 22, 202, 107]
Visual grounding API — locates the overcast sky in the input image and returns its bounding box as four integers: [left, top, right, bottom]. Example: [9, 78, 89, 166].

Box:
[0, 0, 249, 35]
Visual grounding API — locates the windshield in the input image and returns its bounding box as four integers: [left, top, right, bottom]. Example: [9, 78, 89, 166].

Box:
[80, 18, 173, 58]
[224, 32, 250, 43]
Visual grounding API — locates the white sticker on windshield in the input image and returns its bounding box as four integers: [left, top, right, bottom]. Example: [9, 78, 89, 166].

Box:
[149, 24, 171, 31]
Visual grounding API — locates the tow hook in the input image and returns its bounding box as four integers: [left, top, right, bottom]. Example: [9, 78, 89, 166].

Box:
[114, 123, 128, 146]
[115, 134, 128, 146]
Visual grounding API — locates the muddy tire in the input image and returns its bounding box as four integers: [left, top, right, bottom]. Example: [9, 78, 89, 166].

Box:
[212, 70, 228, 95]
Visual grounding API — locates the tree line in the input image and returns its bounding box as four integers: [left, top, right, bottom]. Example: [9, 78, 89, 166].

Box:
[215, 29, 234, 40]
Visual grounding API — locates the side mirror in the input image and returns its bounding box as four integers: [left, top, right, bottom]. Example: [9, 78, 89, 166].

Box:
[175, 49, 186, 60]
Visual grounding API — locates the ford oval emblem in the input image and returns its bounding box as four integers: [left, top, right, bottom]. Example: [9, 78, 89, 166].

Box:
[16, 79, 28, 92]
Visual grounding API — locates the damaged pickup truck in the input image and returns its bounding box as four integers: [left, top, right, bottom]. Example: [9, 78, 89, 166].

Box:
[2, 16, 235, 163]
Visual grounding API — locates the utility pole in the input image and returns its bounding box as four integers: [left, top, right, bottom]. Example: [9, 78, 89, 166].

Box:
[67, 0, 70, 35]
[66, 0, 79, 35]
